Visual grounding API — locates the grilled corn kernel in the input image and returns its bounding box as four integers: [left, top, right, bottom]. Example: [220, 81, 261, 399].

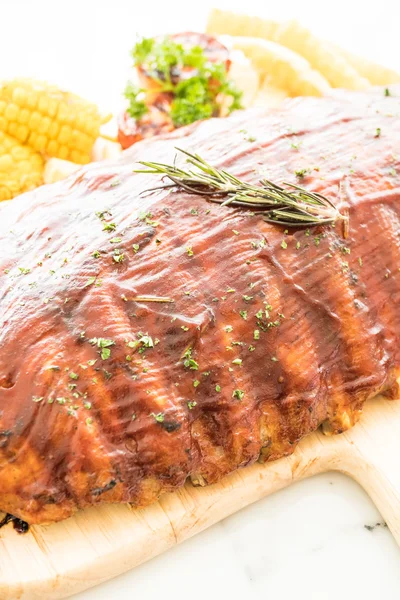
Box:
[0, 130, 43, 201]
[0, 79, 110, 164]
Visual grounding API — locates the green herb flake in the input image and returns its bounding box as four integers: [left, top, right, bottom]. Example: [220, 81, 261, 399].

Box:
[84, 276, 97, 287]
[295, 168, 307, 178]
[281, 239, 288, 249]
[92, 250, 101, 258]
[151, 412, 165, 423]
[375, 128, 381, 138]
[232, 389, 245, 400]
[215, 384, 221, 392]
[138, 333, 154, 348]
[232, 358, 242, 365]
[113, 251, 125, 263]
[32, 396, 44, 403]
[69, 372, 79, 380]
[183, 348, 199, 370]
[193, 379, 200, 388]
[239, 310, 248, 320]
[225, 325, 233, 333]
[186, 246, 194, 257]
[243, 295, 253, 302]
[101, 348, 111, 360]
[254, 329, 260, 340]
[86, 417, 93, 426]
[187, 401, 197, 410]
[132, 244, 140, 253]
[296, 241, 301, 250]
[384, 88, 391, 97]
[232, 230, 240, 235]
[110, 237, 122, 243]
[103, 222, 116, 232]
[18, 267, 31, 275]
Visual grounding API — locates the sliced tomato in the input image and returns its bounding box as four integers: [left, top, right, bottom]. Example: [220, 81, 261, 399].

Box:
[117, 105, 174, 150]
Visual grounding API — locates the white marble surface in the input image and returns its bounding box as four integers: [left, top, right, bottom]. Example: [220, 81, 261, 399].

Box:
[75, 473, 400, 600]
[2, 1, 400, 598]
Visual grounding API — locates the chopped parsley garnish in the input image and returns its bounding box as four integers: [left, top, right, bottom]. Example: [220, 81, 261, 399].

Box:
[90, 337, 115, 360]
[281, 239, 287, 249]
[110, 237, 122, 243]
[18, 267, 30, 275]
[183, 348, 199, 370]
[254, 329, 260, 340]
[295, 168, 307, 178]
[113, 250, 125, 263]
[92, 250, 101, 258]
[232, 358, 242, 365]
[239, 310, 248, 320]
[101, 348, 111, 360]
[69, 372, 79, 380]
[138, 333, 154, 348]
[84, 276, 97, 287]
[375, 128, 381, 138]
[215, 384, 221, 392]
[225, 325, 233, 332]
[187, 401, 197, 410]
[186, 246, 194, 257]
[384, 88, 391, 96]
[103, 222, 116, 232]
[232, 389, 245, 400]
[132, 244, 140, 253]
[151, 412, 165, 423]
[193, 379, 200, 388]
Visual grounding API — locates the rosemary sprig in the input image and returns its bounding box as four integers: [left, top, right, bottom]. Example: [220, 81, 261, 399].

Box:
[135, 148, 346, 228]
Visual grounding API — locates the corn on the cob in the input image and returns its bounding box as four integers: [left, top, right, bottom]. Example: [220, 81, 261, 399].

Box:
[0, 130, 43, 201]
[0, 79, 110, 165]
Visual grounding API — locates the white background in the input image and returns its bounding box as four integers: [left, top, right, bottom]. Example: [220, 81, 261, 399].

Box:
[1, 1, 400, 598]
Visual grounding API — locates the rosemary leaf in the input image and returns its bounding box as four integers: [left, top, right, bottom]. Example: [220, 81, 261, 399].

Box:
[135, 148, 346, 229]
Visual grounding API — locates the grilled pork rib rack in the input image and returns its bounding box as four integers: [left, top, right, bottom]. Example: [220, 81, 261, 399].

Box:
[0, 87, 399, 524]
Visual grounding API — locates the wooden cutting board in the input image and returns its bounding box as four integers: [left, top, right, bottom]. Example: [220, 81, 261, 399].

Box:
[1, 394, 400, 599]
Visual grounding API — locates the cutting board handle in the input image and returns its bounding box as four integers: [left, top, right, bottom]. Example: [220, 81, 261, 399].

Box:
[337, 399, 400, 545]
